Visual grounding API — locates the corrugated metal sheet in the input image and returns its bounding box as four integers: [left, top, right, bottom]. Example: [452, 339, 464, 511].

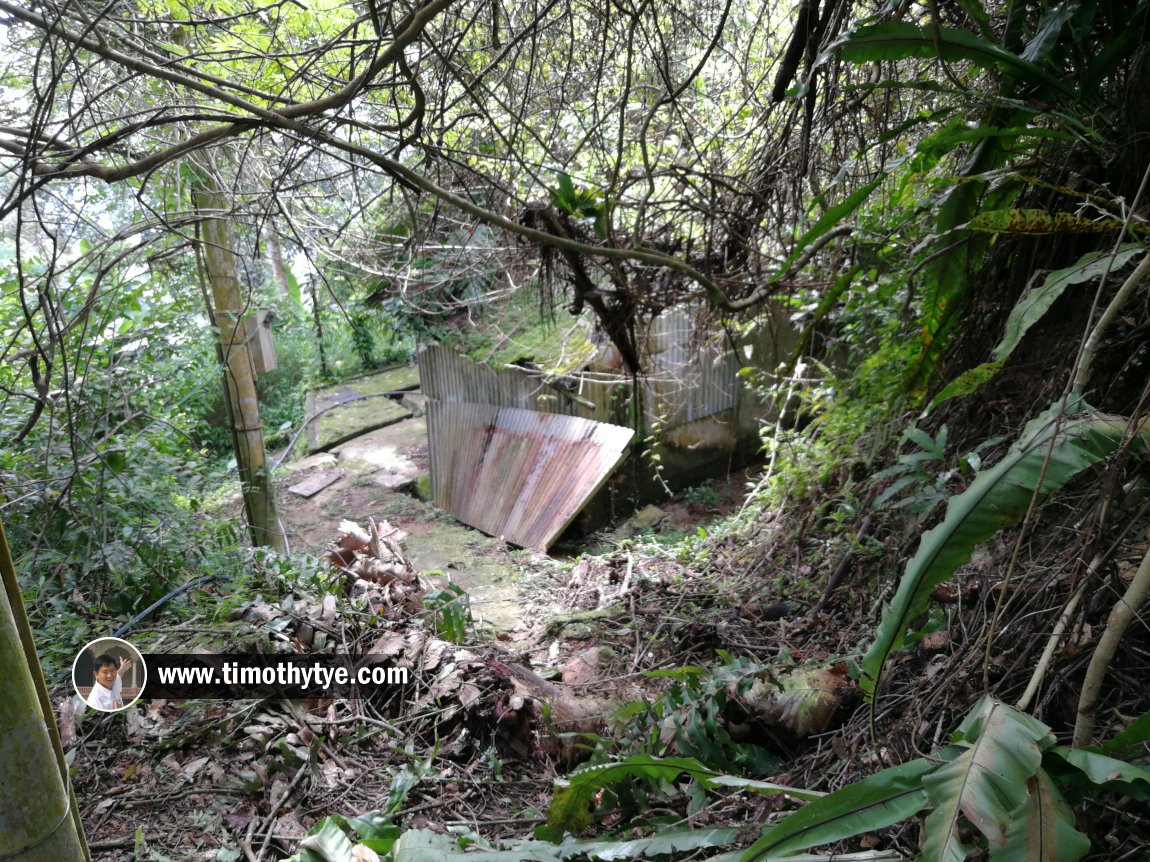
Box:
[419, 343, 633, 424]
[426, 400, 633, 550]
[419, 324, 744, 434]
[416, 306, 789, 546]
[420, 344, 573, 414]
[642, 309, 739, 427]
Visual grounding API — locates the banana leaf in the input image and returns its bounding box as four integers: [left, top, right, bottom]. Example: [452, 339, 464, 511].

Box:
[930, 245, 1143, 409]
[861, 400, 1148, 698]
[825, 22, 1074, 99]
[922, 697, 1049, 859]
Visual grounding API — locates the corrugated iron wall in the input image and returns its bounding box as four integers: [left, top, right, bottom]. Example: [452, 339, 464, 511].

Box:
[419, 309, 752, 434]
[426, 401, 633, 550]
[420, 344, 634, 426]
[642, 308, 740, 427]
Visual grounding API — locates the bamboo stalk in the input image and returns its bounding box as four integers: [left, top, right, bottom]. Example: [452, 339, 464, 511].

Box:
[1073, 539, 1150, 747]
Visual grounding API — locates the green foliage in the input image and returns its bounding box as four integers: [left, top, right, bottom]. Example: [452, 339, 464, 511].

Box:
[602, 655, 783, 778]
[350, 308, 381, 369]
[385, 753, 439, 815]
[873, 424, 1004, 520]
[1093, 707, 1150, 759]
[966, 209, 1147, 235]
[826, 23, 1074, 99]
[862, 398, 1150, 699]
[286, 811, 402, 862]
[281, 701, 1150, 862]
[549, 173, 609, 240]
[289, 820, 743, 862]
[741, 757, 934, 861]
[930, 244, 1144, 409]
[422, 583, 472, 643]
[872, 424, 951, 517]
[740, 696, 1150, 862]
[0, 242, 258, 624]
[541, 753, 818, 842]
[919, 701, 1052, 859]
[682, 484, 720, 507]
[811, 0, 1134, 393]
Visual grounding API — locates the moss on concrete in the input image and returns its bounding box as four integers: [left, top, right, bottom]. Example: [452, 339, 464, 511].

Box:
[415, 473, 433, 501]
[453, 291, 598, 375]
[306, 366, 420, 453]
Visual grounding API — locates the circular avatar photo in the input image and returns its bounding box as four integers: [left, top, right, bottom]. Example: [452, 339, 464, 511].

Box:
[73, 637, 146, 712]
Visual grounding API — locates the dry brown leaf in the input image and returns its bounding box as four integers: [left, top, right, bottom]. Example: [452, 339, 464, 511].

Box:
[272, 811, 309, 841]
[919, 631, 951, 652]
[742, 667, 852, 738]
[321, 593, 337, 625]
[181, 756, 209, 778]
[329, 519, 376, 567]
[367, 632, 407, 657]
[352, 559, 410, 584]
[338, 519, 372, 548]
[459, 683, 482, 708]
[421, 639, 449, 671]
[429, 667, 463, 701]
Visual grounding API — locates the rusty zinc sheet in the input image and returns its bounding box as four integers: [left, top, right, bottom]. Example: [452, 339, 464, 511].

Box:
[426, 399, 633, 550]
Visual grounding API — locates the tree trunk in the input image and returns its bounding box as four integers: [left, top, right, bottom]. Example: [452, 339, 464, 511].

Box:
[193, 179, 285, 552]
[0, 517, 90, 861]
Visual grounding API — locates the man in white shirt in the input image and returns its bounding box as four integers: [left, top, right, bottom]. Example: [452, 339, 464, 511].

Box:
[87, 653, 133, 710]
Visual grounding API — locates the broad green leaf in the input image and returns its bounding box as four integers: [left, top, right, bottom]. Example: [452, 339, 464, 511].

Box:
[923, 698, 1050, 858]
[952, 694, 1054, 747]
[929, 360, 1005, 410]
[862, 400, 1150, 697]
[930, 245, 1142, 409]
[1047, 747, 1150, 791]
[993, 770, 1089, 862]
[390, 830, 471, 862]
[910, 135, 1014, 392]
[966, 209, 1150, 235]
[561, 827, 739, 860]
[297, 817, 357, 862]
[740, 758, 935, 861]
[991, 245, 1140, 362]
[954, 0, 994, 40]
[558, 172, 575, 201]
[346, 812, 397, 840]
[1081, 3, 1150, 94]
[1094, 708, 1150, 757]
[338, 827, 741, 862]
[551, 173, 577, 213]
[703, 774, 823, 798]
[908, 127, 1072, 175]
[1020, 1, 1080, 64]
[827, 23, 1075, 98]
[772, 175, 885, 283]
[544, 755, 819, 841]
[104, 450, 129, 473]
[905, 426, 945, 457]
[283, 263, 306, 316]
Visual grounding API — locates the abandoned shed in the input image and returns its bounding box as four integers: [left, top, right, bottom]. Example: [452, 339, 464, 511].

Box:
[420, 305, 796, 550]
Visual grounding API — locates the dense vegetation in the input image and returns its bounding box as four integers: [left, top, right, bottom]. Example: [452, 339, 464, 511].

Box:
[3, 0, 1150, 859]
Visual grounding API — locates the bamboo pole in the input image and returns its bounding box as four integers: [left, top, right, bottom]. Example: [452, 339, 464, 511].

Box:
[0, 516, 90, 860]
[193, 177, 285, 552]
